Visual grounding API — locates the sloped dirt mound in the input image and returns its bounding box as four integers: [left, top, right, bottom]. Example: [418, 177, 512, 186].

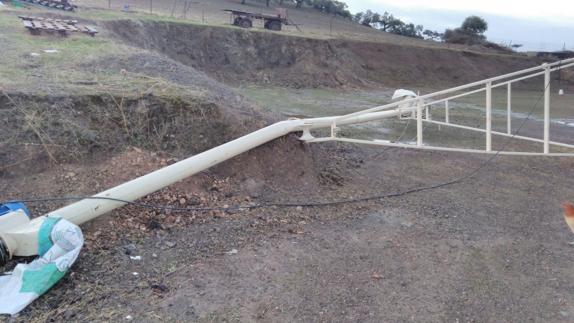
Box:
[104, 19, 541, 88]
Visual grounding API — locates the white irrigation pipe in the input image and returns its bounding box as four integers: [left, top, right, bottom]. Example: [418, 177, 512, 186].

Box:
[0, 109, 404, 258]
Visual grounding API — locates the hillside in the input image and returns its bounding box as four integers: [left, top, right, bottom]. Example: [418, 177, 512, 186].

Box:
[2, 2, 574, 322]
[76, 0, 517, 54]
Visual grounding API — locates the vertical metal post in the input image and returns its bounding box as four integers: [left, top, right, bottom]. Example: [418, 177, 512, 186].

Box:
[425, 106, 431, 120]
[108, 0, 111, 9]
[330, 122, 337, 139]
[544, 64, 551, 154]
[150, 0, 153, 14]
[486, 82, 492, 152]
[445, 100, 450, 123]
[417, 99, 423, 146]
[507, 83, 512, 135]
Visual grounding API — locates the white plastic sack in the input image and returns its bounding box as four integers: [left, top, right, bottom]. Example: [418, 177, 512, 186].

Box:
[0, 217, 83, 315]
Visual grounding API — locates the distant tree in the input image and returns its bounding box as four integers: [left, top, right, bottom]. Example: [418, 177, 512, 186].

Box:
[461, 15, 488, 35]
[359, 9, 375, 26]
[443, 16, 488, 45]
[353, 11, 364, 23]
[511, 44, 523, 49]
[423, 29, 442, 41]
[377, 12, 395, 32]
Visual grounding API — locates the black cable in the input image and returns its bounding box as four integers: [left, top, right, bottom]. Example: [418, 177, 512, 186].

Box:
[1, 81, 551, 214]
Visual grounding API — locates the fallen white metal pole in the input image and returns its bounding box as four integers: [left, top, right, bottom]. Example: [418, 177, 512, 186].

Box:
[0, 109, 406, 258]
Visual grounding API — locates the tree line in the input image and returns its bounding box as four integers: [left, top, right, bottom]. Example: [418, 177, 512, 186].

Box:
[241, 1, 503, 48]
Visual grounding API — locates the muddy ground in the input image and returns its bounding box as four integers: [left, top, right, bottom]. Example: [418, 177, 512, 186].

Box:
[2, 4, 574, 323]
[3, 138, 574, 322]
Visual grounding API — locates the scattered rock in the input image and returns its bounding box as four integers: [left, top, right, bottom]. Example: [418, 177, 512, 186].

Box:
[151, 283, 169, 293]
[241, 178, 264, 198]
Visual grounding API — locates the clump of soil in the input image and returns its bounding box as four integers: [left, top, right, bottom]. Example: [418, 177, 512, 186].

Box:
[104, 19, 542, 89]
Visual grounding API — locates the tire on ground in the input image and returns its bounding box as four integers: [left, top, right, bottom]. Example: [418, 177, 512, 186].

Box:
[239, 18, 253, 28]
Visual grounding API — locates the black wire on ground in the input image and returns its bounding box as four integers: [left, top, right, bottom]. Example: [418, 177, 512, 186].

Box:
[1, 80, 551, 214]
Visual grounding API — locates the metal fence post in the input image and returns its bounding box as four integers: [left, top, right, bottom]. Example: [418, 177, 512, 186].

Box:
[486, 81, 492, 152]
[507, 83, 512, 135]
[544, 64, 551, 154]
[445, 100, 449, 123]
[417, 99, 423, 146]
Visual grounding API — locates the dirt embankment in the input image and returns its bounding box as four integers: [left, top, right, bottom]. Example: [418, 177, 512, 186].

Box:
[105, 19, 541, 88]
[0, 92, 318, 191]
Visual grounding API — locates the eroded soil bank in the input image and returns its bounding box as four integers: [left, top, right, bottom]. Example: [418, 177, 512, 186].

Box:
[105, 20, 542, 88]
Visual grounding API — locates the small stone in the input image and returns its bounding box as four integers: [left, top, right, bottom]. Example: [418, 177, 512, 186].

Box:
[560, 311, 569, 317]
[179, 198, 186, 205]
[165, 241, 176, 248]
[296, 206, 303, 211]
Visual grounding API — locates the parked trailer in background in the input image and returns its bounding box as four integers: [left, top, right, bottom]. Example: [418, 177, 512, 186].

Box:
[224, 8, 295, 31]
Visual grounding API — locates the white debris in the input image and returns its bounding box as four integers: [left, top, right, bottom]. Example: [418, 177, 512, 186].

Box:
[0, 218, 84, 315]
[132, 272, 139, 276]
[129, 256, 142, 261]
[226, 249, 238, 255]
[30, 52, 41, 57]
[43, 49, 59, 54]
[125, 315, 133, 320]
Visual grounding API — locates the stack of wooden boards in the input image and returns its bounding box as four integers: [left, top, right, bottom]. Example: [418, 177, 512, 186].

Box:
[19, 0, 76, 12]
[19, 16, 98, 36]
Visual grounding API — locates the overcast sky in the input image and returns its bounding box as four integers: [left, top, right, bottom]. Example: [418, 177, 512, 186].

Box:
[344, 0, 573, 51]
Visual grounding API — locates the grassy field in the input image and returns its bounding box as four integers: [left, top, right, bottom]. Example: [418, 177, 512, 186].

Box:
[0, 9, 191, 96]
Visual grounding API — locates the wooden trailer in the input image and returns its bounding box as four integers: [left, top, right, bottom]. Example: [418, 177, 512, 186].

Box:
[224, 9, 291, 31]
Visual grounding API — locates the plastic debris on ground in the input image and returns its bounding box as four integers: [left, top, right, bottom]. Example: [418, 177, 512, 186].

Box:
[0, 217, 84, 315]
